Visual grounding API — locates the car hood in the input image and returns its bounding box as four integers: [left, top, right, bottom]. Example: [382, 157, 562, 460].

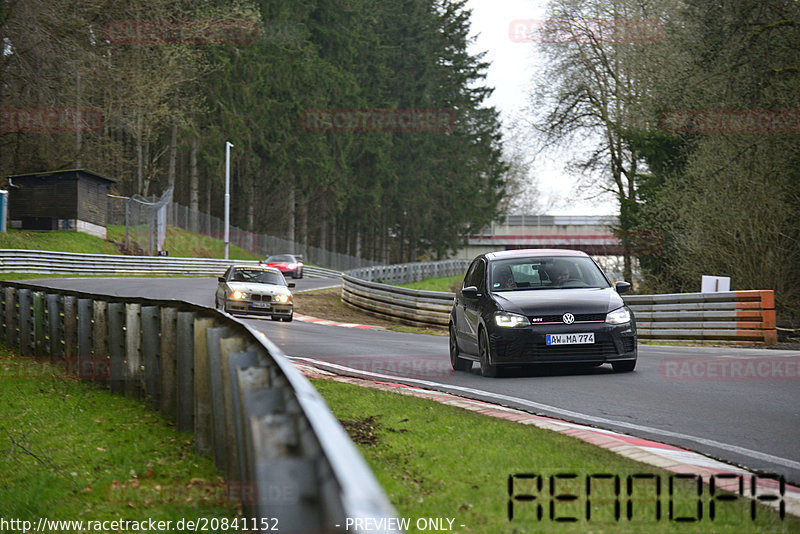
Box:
[226, 282, 290, 295]
[492, 287, 624, 315]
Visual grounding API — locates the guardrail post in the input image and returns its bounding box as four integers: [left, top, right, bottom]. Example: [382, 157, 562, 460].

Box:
[141, 306, 161, 410]
[176, 311, 195, 433]
[205, 326, 234, 472]
[251, 413, 320, 531]
[107, 302, 125, 394]
[236, 366, 274, 518]
[159, 307, 178, 421]
[193, 317, 216, 456]
[18, 288, 32, 356]
[227, 351, 260, 482]
[0, 285, 6, 344]
[125, 303, 142, 398]
[47, 294, 62, 358]
[77, 298, 93, 379]
[33, 291, 46, 357]
[92, 300, 109, 387]
[219, 337, 247, 481]
[4, 287, 16, 347]
[63, 296, 77, 360]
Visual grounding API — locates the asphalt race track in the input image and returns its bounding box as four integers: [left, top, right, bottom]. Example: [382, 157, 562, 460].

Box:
[22, 277, 800, 485]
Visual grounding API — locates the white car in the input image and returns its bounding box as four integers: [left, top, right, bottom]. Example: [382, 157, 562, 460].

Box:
[215, 265, 294, 321]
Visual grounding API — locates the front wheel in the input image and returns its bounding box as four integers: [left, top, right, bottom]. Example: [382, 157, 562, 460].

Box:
[478, 328, 498, 378]
[449, 324, 472, 371]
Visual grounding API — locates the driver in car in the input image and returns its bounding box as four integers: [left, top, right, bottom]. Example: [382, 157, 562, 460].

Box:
[549, 262, 571, 285]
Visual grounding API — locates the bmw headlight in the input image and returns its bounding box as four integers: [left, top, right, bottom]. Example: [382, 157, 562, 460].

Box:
[606, 306, 631, 325]
[231, 290, 247, 300]
[274, 294, 291, 304]
[495, 311, 530, 328]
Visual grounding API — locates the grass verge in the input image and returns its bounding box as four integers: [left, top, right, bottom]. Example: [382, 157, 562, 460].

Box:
[312, 376, 797, 533]
[399, 275, 462, 293]
[0, 343, 238, 530]
[0, 227, 261, 261]
[0, 230, 120, 255]
[106, 225, 260, 260]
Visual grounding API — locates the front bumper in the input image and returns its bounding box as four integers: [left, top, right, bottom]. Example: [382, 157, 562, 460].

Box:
[225, 299, 293, 317]
[487, 321, 637, 365]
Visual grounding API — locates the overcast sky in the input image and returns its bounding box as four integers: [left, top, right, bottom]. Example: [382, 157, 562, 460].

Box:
[465, 0, 618, 216]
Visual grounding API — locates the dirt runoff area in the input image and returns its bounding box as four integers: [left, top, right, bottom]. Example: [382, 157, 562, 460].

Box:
[292, 287, 447, 335]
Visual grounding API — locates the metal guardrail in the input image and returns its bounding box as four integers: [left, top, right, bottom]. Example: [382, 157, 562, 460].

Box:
[342, 274, 453, 327]
[0, 250, 340, 279]
[0, 281, 400, 533]
[348, 260, 469, 285]
[342, 263, 777, 345]
[624, 290, 777, 344]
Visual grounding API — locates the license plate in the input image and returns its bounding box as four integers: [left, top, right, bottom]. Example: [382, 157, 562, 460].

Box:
[251, 301, 271, 309]
[546, 333, 594, 345]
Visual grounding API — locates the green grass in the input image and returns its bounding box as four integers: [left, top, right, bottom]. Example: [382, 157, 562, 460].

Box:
[0, 229, 121, 255]
[312, 377, 797, 533]
[106, 225, 260, 260]
[0, 344, 237, 530]
[0, 225, 260, 265]
[399, 275, 462, 292]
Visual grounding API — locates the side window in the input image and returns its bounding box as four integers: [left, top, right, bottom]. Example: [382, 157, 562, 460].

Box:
[463, 259, 480, 289]
[472, 259, 487, 292]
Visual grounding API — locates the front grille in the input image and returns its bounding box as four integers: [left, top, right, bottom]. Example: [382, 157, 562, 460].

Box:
[529, 313, 606, 324]
[250, 294, 269, 302]
[531, 341, 617, 360]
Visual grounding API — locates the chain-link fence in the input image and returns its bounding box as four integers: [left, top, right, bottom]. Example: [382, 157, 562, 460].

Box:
[107, 187, 173, 256]
[108, 195, 379, 271]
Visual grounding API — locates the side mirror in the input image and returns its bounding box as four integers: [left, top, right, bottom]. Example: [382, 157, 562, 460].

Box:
[288, 282, 296, 288]
[462, 286, 480, 299]
[615, 281, 631, 294]
[218, 276, 226, 283]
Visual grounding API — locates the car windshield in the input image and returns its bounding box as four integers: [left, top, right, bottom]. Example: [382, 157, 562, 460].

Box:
[229, 268, 285, 286]
[489, 256, 610, 291]
[265, 255, 295, 262]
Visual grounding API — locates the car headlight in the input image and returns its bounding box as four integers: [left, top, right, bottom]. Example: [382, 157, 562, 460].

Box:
[606, 306, 631, 325]
[274, 294, 291, 304]
[494, 311, 530, 328]
[231, 290, 247, 300]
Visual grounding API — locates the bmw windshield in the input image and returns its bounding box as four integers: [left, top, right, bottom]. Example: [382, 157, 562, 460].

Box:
[489, 256, 611, 291]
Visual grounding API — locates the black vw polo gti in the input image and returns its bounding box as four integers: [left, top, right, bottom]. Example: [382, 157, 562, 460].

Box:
[449, 249, 637, 377]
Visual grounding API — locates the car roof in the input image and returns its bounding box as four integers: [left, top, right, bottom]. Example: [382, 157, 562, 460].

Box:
[484, 249, 591, 261]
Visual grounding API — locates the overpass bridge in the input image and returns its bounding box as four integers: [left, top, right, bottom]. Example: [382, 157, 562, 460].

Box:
[452, 215, 659, 281]
[453, 215, 629, 259]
